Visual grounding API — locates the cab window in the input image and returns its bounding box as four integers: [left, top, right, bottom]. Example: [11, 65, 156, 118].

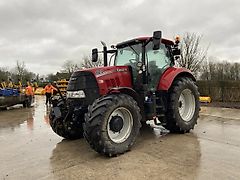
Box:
[146, 43, 171, 70]
[115, 44, 141, 67]
[146, 43, 171, 90]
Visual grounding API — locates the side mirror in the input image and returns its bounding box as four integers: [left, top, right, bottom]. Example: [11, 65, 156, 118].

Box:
[152, 31, 162, 50]
[92, 48, 98, 62]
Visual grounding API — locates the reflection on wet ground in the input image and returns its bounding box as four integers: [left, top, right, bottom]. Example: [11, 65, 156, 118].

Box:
[0, 96, 240, 180]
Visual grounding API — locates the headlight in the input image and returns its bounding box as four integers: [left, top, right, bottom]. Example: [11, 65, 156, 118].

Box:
[67, 90, 86, 98]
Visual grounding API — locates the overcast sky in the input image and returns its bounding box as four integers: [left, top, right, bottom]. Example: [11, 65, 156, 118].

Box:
[0, 0, 239, 75]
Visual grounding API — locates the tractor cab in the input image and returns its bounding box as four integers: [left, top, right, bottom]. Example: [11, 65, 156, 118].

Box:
[114, 36, 176, 91]
[92, 31, 180, 92]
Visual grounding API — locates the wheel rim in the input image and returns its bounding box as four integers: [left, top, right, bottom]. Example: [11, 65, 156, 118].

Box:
[178, 89, 196, 122]
[107, 107, 133, 143]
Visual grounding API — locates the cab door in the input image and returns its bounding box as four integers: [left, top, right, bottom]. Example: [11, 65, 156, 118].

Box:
[146, 43, 171, 90]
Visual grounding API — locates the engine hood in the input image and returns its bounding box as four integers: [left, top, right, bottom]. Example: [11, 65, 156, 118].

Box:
[74, 66, 133, 95]
[79, 66, 130, 78]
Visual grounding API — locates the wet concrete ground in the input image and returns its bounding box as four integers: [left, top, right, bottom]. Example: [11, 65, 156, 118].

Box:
[0, 96, 240, 180]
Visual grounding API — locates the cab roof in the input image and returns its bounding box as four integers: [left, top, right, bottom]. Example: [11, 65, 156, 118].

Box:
[116, 36, 174, 48]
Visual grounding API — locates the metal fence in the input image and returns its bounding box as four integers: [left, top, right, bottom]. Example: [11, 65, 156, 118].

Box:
[197, 81, 240, 102]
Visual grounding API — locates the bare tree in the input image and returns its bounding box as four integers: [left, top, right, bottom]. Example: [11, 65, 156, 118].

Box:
[0, 67, 10, 81]
[199, 58, 240, 81]
[81, 56, 103, 69]
[232, 63, 240, 80]
[15, 60, 26, 81]
[12, 60, 35, 83]
[46, 73, 58, 82]
[61, 60, 80, 76]
[199, 60, 210, 80]
[178, 32, 208, 73]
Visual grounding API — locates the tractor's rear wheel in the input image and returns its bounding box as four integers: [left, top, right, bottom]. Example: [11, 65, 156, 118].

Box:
[84, 94, 141, 156]
[165, 77, 200, 133]
[49, 107, 84, 140]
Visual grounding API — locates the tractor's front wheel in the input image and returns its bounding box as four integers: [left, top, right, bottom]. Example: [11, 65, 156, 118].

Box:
[84, 94, 141, 156]
[165, 77, 200, 133]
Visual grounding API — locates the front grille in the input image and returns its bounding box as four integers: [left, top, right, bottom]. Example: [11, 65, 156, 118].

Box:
[68, 71, 97, 90]
[67, 71, 100, 106]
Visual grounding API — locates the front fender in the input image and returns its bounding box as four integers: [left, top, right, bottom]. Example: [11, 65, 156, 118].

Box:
[108, 87, 145, 121]
[157, 67, 196, 91]
[108, 87, 140, 103]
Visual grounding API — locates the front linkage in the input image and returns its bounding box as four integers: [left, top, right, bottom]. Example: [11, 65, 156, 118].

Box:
[49, 87, 85, 140]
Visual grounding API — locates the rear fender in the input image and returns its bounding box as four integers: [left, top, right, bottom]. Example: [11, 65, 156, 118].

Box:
[157, 67, 196, 91]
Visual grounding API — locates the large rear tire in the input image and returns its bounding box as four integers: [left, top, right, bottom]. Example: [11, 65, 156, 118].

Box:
[49, 107, 84, 140]
[165, 77, 200, 133]
[84, 94, 141, 156]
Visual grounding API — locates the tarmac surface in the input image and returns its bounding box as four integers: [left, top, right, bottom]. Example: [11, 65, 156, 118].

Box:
[0, 96, 240, 180]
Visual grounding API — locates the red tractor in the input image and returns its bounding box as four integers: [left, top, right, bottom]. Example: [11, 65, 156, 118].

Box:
[49, 31, 200, 156]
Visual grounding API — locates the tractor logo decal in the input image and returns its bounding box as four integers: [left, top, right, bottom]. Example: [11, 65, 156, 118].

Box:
[95, 68, 128, 77]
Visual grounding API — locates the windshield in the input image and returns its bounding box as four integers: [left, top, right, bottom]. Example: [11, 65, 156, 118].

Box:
[146, 42, 171, 90]
[115, 44, 142, 66]
[146, 42, 171, 70]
